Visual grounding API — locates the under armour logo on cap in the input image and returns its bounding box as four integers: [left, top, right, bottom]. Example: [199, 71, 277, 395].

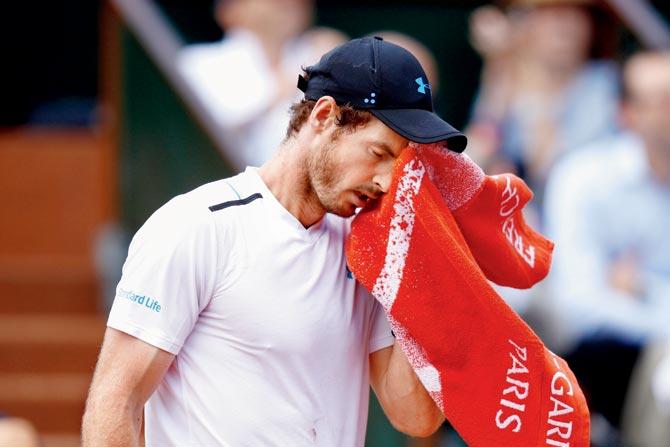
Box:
[415, 77, 431, 94]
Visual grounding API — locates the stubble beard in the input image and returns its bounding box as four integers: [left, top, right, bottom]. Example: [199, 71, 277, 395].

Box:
[306, 139, 355, 218]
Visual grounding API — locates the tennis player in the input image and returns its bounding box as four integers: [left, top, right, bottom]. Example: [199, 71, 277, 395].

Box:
[82, 36, 466, 446]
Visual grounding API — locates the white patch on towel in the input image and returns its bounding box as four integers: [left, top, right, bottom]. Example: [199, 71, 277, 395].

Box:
[416, 365, 442, 393]
[413, 142, 485, 211]
[371, 158, 425, 311]
[388, 316, 444, 408]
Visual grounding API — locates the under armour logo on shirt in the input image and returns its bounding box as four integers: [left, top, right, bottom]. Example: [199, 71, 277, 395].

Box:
[415, 77, 431, 94]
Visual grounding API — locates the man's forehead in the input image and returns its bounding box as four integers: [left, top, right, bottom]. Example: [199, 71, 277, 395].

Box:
[626, 53, 670, 93]
[365, 116, 409, 155]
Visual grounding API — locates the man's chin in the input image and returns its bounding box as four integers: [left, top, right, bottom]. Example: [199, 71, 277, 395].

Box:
[326, 203, 357, 218]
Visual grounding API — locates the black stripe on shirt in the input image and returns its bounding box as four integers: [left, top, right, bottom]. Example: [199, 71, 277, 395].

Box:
[209, 193, 263, 212]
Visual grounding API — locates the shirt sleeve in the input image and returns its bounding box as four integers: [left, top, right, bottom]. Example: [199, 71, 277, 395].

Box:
[366, 288, 395, 354]
[107, 196, 220, 355]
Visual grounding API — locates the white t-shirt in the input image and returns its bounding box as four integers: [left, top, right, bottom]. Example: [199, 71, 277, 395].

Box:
[107, 168, 394, 447]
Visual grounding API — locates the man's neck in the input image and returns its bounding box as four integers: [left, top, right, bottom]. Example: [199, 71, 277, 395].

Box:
[644, 139, 670, 185]
[245, 26, 293, 69]
[258, 139, 326, 228]
[516, 56, 580, 93]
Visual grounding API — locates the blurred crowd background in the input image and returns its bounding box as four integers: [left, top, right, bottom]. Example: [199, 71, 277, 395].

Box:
[1, 0, 670, 446]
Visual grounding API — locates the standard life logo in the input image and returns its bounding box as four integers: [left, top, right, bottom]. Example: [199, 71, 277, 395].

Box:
[118, 289, 162, 313]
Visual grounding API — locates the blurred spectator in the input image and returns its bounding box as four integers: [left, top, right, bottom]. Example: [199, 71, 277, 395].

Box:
[0, 417, 40, 447]
[178, 0, 347, 166]
[466, 0, 620, 212]
[543, 51, 670, 445]
[622, 339, 670, 447]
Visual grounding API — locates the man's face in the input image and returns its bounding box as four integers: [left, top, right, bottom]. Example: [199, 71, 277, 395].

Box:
[517, 6, 592, 68]
[307, 117, 408, 218]
[624, 54, 670, 150]
[221, 0, 313, 40]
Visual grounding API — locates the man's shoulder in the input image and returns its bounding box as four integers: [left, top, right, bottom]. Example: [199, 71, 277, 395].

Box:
[554, 133, 643, 181]
[580, 60, 619, 84]
[178, 40, 225, 63]
[547, 133, 645, 211]
[178, 33, 258, 69]
[132, 172, 260, 251]
[180, 171, 261, 215]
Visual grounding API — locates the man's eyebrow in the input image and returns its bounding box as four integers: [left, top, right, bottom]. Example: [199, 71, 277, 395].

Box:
[372, 141, 398, 157]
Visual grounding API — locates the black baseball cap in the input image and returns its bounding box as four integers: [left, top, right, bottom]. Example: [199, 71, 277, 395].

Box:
[297, 36, 467, 152]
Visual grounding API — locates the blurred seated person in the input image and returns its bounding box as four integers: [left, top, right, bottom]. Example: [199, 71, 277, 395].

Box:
[0, 417, 40, 447]
[543, 51, 670, 441]
[621, 338, 670, 447]
[466, 0, 620, 210]
[178, 0, 347, 166]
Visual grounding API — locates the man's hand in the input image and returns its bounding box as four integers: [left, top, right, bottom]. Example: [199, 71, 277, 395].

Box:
[82, 328, 174, 447]
[370, 343, 445, 438]
[609, 254, 644, 298]
[469, 5, 512, 61]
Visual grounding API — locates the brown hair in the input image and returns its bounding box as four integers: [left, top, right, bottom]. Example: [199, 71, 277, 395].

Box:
[285, 89, 372, 139]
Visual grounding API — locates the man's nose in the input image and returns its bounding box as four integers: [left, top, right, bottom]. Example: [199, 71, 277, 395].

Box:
[374, 170, 393, 195]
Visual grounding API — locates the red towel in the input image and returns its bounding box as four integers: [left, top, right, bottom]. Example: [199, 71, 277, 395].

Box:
[346, 144, 589, 447]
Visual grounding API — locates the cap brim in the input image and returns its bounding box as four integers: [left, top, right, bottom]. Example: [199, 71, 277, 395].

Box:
[370, 108, 467, 152]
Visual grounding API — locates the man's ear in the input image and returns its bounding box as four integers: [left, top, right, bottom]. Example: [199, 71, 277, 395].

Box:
[309, 96, 339, 134]
[619, 100, 635, 131]
[215, 0, 236, 30]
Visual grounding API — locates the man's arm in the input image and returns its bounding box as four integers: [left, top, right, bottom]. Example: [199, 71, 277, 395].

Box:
[82, 328, 174, 447]
[370, 343, 444, 438]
